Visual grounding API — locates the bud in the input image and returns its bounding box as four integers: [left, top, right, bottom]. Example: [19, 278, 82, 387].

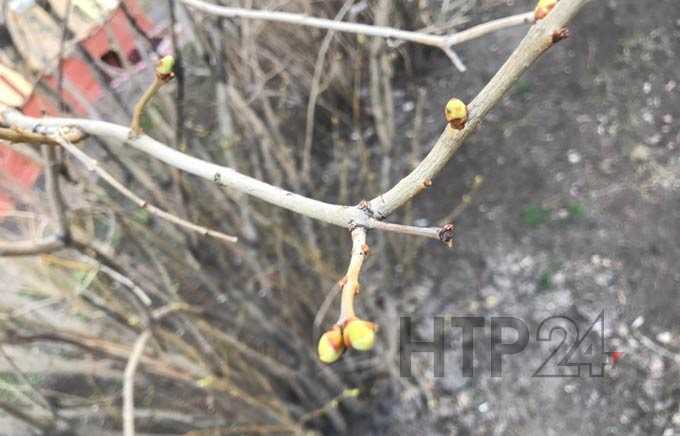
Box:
[445, 98, 468, 130]
[156, 55, 175, 76]
[534, 0, 557, 20]
[343, 319, 377, 351]
[318, 326, 345, 364]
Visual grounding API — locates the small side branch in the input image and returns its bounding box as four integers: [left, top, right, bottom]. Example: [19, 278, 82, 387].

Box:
[0, 142, 71, 256]
[1, 0, 588, 236]
[0, 234, 65, 257]
[0, 126, 85, 145]
[52, 132, 238, 244]
[366, 218, 455, 246]
[130, 56, 175, 137]
[123, 330, 151, 436]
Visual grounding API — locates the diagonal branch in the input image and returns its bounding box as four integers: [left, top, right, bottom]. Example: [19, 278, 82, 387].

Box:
[0, 146, 70, 256]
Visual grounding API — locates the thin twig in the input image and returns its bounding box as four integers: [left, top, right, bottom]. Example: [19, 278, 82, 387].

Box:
[366, 218, 454, 246]
[181, 0, 534, 68]
[130, 58, 175, 137]
[0, 236, 65, 257]
[130, 76, 166, 137]
[0, 401, 56, 434]
[0, 126, 84, 145]
[0, 346, 56, 417]
[52, 132, 238, 244]
[302, 0, 354, 182]
[367, 0, 587, 217]
[337, 227, 367, 325]
[123, 330, 151, 436]
[42, 144, 70, 241]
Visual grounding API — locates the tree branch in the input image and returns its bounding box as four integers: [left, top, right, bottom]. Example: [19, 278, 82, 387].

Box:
[181, 0, 534, 67]
[367, 218, 455, 246]
[0, 236, 65, 257]
[0, 126, 84, 145]
[123, 330, 152, 436]
[0, 145, 71, 257]
[130, 57, 175, 137]
[52, 132, 238, 244]
[368, 0, 588, 217]
[0, 0, 588, 238]
[42, 144, 70, 241]
[337, 227, 367, 325]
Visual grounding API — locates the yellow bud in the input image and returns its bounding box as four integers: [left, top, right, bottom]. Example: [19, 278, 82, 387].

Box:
[196, 376, 215, 388]
[318, 326, 345, 364]
[445, 98, 468, 130]
[534, 0, 557, 20]
[156, 55, 175, 76]
[343, 388, 360, 398]
[343, 319, 377, 351]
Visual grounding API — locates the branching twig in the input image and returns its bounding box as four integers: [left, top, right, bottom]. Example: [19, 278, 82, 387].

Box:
[181, 0, 534, 69]
[123, 330, 151, 436]
[52, 132, 238, 244]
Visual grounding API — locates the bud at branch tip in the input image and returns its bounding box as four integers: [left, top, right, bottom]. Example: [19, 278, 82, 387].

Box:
[445, 98, 468, 130]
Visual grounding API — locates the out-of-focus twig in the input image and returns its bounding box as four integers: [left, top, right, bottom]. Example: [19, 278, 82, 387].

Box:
[42, 144, 70, 242]
[2, 0, 588, 236]
[52, 132, 238, 244]
[123, 330, 151, 436]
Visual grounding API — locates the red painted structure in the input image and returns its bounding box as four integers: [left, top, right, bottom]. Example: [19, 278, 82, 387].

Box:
[1, 0, 164, 218]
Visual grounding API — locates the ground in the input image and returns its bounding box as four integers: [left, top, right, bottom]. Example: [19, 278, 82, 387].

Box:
[352, 0, 680, 434]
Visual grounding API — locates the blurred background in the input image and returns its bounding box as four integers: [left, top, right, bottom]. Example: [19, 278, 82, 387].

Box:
[0, 0, 679, 434]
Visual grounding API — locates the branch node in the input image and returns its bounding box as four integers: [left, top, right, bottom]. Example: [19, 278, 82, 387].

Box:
[551, 27, 570, 44]
[438, 223, 456, 248]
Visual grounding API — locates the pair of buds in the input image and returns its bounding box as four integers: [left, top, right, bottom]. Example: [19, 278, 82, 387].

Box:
[318, 319, 377, 364]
